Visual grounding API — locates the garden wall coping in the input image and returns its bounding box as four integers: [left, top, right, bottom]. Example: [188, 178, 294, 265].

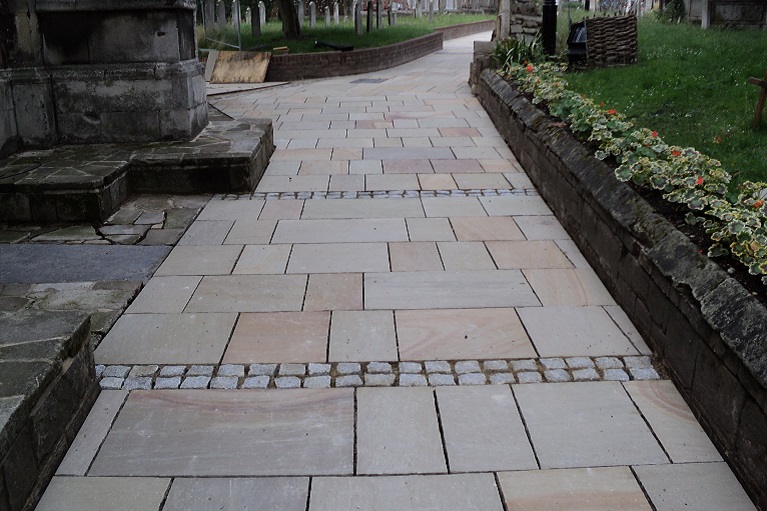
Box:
[265, 19, 494, 81]
[477, 68, 767, 510]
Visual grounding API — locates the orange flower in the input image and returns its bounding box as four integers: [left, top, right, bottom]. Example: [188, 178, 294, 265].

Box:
[606, 109, 617, 115]
[671, 150, 681, 157]
[696, 176, 704, 185]
[526, 64, 534, 73]
[652, 131, 658, 137]
[755, 200, 764, 209]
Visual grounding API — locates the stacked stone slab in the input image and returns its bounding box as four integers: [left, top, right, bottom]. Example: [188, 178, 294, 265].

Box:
[0, 0, 208, 156]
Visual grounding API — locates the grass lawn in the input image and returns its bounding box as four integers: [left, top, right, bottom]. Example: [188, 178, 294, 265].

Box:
[560, 14, 767, 187]
[198, 13, 493, 54]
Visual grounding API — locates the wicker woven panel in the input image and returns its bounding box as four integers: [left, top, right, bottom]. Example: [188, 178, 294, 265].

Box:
[585, 15, 637, 67]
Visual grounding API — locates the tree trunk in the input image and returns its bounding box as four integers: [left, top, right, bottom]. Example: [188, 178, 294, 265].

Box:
[277, 0, 302, 38]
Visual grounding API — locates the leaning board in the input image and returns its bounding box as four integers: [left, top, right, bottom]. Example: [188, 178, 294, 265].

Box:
[209, 51, 271, 84]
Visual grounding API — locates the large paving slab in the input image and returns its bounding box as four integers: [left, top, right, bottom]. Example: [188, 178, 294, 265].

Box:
[36, 476, 170, 511]
[513, 381, 669, 468]
[0, 245, 170, 284]
[163, 477, 310, 511]
[329, 310, 398, 362]
[365, 270, 541, 309]
[185, 274, 307, 312]
[309, 474, 505, 511]
[287, 243, 390, 273]
[301, 198, 425, 219]
[273, 218, 408, 244]
[497, 467, 652, 511]
[89, 389, 355, 476]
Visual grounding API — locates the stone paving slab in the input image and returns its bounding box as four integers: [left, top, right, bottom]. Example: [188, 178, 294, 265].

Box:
[89, 389, 355, 476]
[185, 274, 307, 313]
[0, 245, 170, 284]
[36, 476, 170, 511]
[514, 381, 668, 468]
[163, 477, 309, 511]
[309, 474, 504, 511]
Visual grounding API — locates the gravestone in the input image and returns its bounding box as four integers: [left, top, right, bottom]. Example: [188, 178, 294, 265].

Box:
[416, 2, 422, 17]
[217, 0, 227, 30]
[233, 0, 242, 32]
[376, 0, 382, 28]
[310, 1, 316, 27]
[325, 7, 331, 25]
[299, 0, 305, 26]
[259, 1, 267, 28]
[204, 0, 215, 33]
[251, 5, 261, 36]
[388, 8, 396, 25]
[428, 0, 434, 21]
[334, 2, 340, 24]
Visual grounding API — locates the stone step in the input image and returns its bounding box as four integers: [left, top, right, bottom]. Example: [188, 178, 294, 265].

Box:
[0, 118, 274, 223]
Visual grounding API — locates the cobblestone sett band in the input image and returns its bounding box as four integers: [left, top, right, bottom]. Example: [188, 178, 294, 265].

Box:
[218, 188, 540, 201]
[97, 356, 661, 391]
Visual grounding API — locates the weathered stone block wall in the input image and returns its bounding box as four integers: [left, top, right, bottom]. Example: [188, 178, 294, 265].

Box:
[510, 0, 541, 41]
[266, 32, 443, 81]
[0, 311, 100, 511]
[0, 73, 17, 159]
[434, 18, 495, 39]
[477, 69, 767, 509]
[0, 0, 208, 152]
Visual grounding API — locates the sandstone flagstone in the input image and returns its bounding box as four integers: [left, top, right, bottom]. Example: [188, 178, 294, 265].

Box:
[287, 243, 390, 273]
[164, 478, 309, 511]
[186, 274, 307, 312]
[36, 477, 170, 511]
[273, 218, 408, 244]
[224, 312, 330, 363]
[303, 273, 363, 311]
[90, 389, 355, 476]
[329, 310, 398, 362]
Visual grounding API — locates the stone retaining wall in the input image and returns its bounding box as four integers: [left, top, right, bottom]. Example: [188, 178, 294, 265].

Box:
[476, 69, 767, 510]
[265, 19, 494, 82]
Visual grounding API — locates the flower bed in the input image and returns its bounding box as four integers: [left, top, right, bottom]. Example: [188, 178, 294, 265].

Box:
[475, 67, 767, 509]
[500, 61, 767, 285]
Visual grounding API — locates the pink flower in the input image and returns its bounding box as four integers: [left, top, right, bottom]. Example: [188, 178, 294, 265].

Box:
[696, 176, 704, 186]
[652, 131, 658, 137]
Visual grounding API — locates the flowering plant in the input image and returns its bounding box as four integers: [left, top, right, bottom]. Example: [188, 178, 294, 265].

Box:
[498, 60, 767, 282]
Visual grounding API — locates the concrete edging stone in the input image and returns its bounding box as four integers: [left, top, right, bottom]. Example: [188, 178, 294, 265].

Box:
[477, 68, 767, 510]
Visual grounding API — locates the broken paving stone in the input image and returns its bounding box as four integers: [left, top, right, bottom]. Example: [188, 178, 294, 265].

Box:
[139, 229, 184, 246]
[135, 211, 166, 225]
[99, 225, 151, 237]
[164, 208, 200, 229]
[106, 235, 143, 245]
[32, 226, 101, 242]
[107, 208, 142, 225]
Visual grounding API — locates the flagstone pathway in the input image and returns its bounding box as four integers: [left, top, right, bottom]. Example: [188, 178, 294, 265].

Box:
[36, 33, 756, 510]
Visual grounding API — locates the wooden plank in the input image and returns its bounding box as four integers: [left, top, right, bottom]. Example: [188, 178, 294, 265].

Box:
[209, 51, 271, 84]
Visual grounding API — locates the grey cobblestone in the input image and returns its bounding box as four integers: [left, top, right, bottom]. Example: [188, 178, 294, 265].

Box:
[218, 364, 245, 377]
[95, 365, 105, 379]
[304, 376, 332, 388]
[428, 374, 456, 386]
[365, 374, 396, 386]
[399, 374, 428, 387]
[566, 357, 595, 369]
[455, 360, 481, 374]
[279, 363, 306, 376]
[100, 377, 125, 390]
[603, 369, 630, 381]
[128, 365, 159, 378]
[489, 373, 516, 385]
[159, 365, 187, 377]
[103, 365, 130, 378]
[424, 361, 451, 373]
[572, 368, 600, 382]
[517, 372, 543, 384]
[250, 189, 535, 201]
[482, 360, 508, 371]
[154, 377, 181, 389]
[336, 375, 363, 387]
[399, 362, 423, 373]
[94, 355, 661, 390]
[458, 373, 487, 385]
[511, 359, 538, 372]
[242, 376, 270, 389]
[625, 356, 653, 369]
[249, 363, 278, 376]
[180, 376, 211, 389]
[187, 365, 214, 376]
[367, 362, 393, 374]
[122, 377, 153, 390]
[210, 376, 239, 389]
[544, 369, 571, 383]
[337, 363, 361, 375]
[308, 363, 331, 375]
[540, 358, 566, 370]
[275, 376, 302, 388]
[595, 357, 623, 369]
[629, 367, 660, 380]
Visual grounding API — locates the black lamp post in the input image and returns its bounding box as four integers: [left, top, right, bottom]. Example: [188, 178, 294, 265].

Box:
[542, 0, 557, 55]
